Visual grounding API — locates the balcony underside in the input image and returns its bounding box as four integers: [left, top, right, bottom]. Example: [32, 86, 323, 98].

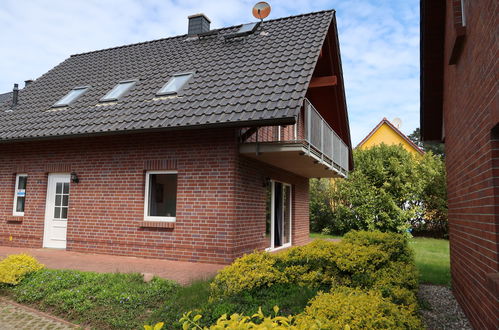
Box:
[240, 142, 346, 178]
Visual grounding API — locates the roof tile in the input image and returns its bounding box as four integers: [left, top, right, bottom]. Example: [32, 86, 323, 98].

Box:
[0, 10, 333, 141]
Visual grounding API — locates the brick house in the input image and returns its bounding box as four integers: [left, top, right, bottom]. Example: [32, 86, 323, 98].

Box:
[0, 10, 352, 264]
[421, 0, 498, 328]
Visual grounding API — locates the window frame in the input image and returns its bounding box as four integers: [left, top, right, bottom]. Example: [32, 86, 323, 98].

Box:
[13, 174, 28, 216]
[156, 72, 194, 96]
[100, 79, 138, 102]
[143, 170, 178, 222]
[52, 86, 90, 108]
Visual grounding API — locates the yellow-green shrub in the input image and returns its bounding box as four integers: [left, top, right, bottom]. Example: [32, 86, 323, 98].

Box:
[211, 235, 399, 298]
[179, 288, 422, 329]
[372, 261, 419, 306]
[296, 287, 422, 329]
[179, 306, 314, 330]
[0, 254, 44, 285]
[343, 230, 413, 263]
[210, 252, 285, 299]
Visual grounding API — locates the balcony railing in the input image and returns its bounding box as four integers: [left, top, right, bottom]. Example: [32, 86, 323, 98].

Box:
[304, 99, 349, 175]
[241, 98, 349, 176]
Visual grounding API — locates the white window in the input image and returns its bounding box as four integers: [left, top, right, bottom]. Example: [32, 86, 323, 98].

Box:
[13, 174, 27, 216]
[144, 171, 178, 222]
[53, 86, 89, 107]
[157, 73, 193, 95]
[100, 80, 137, 102]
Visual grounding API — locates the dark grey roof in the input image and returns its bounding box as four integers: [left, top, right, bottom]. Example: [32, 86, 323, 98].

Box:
[0, 91, 12, 105]
[0, 10, 334, 141]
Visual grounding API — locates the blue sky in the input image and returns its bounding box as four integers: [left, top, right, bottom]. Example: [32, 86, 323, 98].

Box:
[0, 0, 419, 144]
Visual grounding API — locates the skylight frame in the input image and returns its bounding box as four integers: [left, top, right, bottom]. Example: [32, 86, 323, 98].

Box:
[156, 72, 195, 96]
[100, 79, 138, 102]
[224, 21, 261, 40]
[52, 86, 90, 108]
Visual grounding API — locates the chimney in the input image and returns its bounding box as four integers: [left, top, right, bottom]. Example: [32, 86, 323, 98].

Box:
[12, 83, 19, 107]
[24, 79, 33, 87]
[188, 14, 211, 35]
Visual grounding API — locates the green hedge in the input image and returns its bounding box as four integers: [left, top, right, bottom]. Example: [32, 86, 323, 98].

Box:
[211, 231, 418, 306]
[204, 230, 421, 329]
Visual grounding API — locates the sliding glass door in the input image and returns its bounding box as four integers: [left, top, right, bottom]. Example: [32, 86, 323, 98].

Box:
[266, 181, 292, 250]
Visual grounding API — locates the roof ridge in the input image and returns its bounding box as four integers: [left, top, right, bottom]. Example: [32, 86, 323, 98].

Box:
[356, 117, 425, 154]
[70, 9, 335, 58]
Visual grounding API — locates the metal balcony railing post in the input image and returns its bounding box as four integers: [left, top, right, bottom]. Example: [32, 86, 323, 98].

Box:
[331, 132, 334, 169]
[320, 119, 324, 162]
[306, 101, 311, 155]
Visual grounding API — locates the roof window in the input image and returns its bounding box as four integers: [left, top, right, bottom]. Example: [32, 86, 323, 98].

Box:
[100, 80, 137, 102]
[157, 73, 194, 95]
[225, 22, 260, 39]
[53, 86, 89, 107]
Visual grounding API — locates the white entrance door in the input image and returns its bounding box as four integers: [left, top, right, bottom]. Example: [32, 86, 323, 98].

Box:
[43, 173, 70, 249]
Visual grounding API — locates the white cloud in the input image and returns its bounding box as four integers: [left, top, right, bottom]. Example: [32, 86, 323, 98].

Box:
[0, 0, 420, 144]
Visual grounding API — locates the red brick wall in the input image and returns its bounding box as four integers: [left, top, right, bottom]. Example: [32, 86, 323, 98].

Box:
[0, 128, 310, 264]
[233, 156, 310, 257]
[442, 0, 499, 328]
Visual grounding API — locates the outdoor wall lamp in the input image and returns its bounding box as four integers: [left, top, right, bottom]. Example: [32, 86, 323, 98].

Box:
[71, 171, 79, 184]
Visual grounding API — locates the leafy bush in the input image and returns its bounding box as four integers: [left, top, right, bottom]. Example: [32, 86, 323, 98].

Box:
[310, 144, 448, 237]
[210, 231, 418, 308]
[180, 307, 302, 329]
[0, 254, 44, 285]
[199, 284, 318, 327]
[11, 269, 178, 329]
[180, 288, 422, 329]
[296, 287, 422, 329]
[210, 252, 284, 299]
[343, 230, 413, 263]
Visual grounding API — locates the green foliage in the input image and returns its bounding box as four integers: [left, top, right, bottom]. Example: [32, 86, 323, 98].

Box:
[0, 254, 44, 285]
[412, 152, 448, 237]
[343, 230, 414, 263]
[144, 322, 165, 330]
[309, 178, 336, 233]
[180, 287, 422, 330]
[180, 306, 302, 329]
[296, 287, 422, 329]
[210, 231, 418, 307]
[210, 252, 283, 299]
[408, 127, 445, 158]
[310, 144, 448, 237]
[10, 269, 178, 329]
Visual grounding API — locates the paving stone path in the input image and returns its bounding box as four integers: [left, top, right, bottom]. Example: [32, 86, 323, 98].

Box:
[0, 299, 77, 329]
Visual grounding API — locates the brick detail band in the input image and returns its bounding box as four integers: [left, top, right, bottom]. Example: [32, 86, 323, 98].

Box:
[44, 164, 72, 173]
[139, 221, 175, 229]
[4, 216, 23, 223]
[144, 159, 177, 170]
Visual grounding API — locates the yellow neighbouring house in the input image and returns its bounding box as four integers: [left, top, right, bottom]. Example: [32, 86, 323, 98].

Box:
[356, 118, 424, 156]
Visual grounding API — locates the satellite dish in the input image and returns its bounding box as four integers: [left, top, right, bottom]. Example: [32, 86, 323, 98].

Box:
[392, 117, 402, 129]
[252, 2, 271, 20]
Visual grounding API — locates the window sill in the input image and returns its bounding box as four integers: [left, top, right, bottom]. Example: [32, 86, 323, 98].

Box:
[139, 221, 175, 229]
[5, 216, 23, 223]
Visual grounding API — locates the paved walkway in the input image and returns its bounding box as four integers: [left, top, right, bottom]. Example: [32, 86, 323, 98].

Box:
[0, 298, 77, 329]
[0, 246, 225, 285]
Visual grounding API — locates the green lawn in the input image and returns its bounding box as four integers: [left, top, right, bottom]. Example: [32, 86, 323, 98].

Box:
[309, 232, 342, 240]
[410, 237, 450, 286]
[310, 233, 451, 286]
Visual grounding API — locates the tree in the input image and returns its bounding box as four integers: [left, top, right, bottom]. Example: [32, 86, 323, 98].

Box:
[310, 144, 448, 237]
[408, 128, 445, 158]
[412, 152, 448, 237]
